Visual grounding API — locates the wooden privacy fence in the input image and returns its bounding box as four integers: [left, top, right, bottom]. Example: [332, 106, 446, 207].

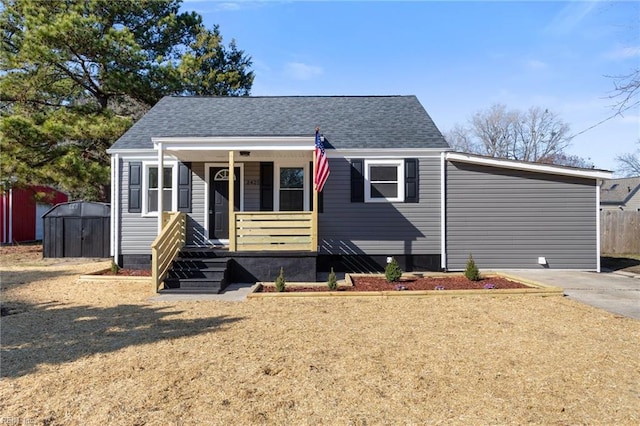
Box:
[601, 210, 640, 254]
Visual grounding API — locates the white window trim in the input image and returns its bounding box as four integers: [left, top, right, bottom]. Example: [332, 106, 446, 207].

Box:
[274, 160, 310, 212]
[364, 159, 405, 203]
[204, 163, 245, 244]
[141, 161, 178, 217]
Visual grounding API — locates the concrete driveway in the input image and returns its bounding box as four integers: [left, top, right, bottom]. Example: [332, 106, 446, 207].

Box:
[506, 269, 640, 320]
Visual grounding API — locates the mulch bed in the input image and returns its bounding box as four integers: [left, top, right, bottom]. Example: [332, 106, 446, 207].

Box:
[260, 275, 530, 292]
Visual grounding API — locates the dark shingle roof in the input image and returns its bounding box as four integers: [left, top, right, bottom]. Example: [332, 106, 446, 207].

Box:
[110, 95, 450, 150]
[601, 177, 640, 204]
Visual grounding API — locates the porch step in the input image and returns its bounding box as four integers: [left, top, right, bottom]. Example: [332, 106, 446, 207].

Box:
[161, 250, 231, 294]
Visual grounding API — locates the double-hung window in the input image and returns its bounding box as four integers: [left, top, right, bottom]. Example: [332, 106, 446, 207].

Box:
[279, 167, 305, 211]
[364, 159, 405, 202]
[144, 164, 175, 215]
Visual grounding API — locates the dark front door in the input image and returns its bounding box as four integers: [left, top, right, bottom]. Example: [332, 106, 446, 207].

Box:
[209, 167, 240, 240]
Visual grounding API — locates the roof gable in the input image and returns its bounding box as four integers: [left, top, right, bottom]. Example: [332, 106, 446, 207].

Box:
[110, 95, 450, 151]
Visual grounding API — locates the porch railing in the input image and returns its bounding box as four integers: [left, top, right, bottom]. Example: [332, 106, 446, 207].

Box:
[233, 211, 314, 251]
[151, 212, 186, 292]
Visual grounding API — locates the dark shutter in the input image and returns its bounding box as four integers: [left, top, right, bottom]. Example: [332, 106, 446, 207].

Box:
[309, 161, 324, 213]
[350, 159, 364, 203]
[128, 162, 142, 213]
[405, 158, 418, 203]
[177, 162, 191, 212]
[260, 162, 274, 211]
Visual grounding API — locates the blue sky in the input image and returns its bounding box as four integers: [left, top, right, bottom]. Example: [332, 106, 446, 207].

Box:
[183, 0, 639, 173]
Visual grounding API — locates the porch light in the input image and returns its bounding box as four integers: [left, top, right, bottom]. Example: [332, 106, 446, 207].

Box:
[239, 151, 251, 157]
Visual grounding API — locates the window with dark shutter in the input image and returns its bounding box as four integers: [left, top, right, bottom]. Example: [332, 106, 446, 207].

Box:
[350, 159, 364, 202]
[260, 162, 274, 211]
[405, 158, 418, 203]
[128, 162, 142, 213]
[178, 162, 191, 212]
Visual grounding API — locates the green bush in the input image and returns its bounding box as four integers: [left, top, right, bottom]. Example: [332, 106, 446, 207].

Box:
[327, 267, 338, 290]
[464, 254, 481, 281]
[110, 260, 120, 275]
[385, 257, 403, 283]
[275, 267, 286, 292]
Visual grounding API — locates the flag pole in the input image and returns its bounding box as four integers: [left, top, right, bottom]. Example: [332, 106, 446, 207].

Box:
[311, 127, 319, 252]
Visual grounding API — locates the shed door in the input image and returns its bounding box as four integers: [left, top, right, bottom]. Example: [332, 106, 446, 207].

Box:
[63, 218, 83, 257]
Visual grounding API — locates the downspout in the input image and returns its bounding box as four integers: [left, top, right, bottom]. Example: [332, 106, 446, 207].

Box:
[110, 155, 115, 257]
[440, 152, 447, 271]
[157, 142, 164, 234]
[596, 180, 601, 273]
[114, 154, 120, 266]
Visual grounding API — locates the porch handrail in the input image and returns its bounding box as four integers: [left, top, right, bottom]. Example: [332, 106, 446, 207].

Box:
[151, 212, 186, 292]
[234, 211, 315, 251]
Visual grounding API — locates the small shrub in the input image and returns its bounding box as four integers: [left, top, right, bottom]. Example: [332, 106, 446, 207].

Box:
[385, 257, 403, 283]
[110, 260, 120, 275]
[275, 267, 286, 292]
[327, 267, 338, 291]
[464, 254, 481, 281]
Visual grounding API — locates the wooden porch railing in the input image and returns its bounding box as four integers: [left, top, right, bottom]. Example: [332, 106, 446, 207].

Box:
[151, 212, 186, 292]
[234, 211, 314, 251]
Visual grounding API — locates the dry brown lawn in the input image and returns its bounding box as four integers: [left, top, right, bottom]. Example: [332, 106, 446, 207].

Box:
[1, 249, 639, 425]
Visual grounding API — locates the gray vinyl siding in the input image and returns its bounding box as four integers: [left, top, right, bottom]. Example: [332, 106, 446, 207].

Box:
[186, 163, 207, 246]
[244, 162, 260, 211]
[446, 161, 597, 270]
[318, 157, 441, 255]
[120, 161, 208, 255]
[120, 160, 157, 255]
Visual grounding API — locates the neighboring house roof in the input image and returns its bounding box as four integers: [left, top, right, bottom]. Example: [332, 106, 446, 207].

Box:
[600, 177, 640, 204]
[109, 95, 450, 151]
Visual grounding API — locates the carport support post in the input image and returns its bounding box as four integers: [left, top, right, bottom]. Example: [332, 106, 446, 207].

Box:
[228, 150, 236, 251]
[157, 142, 164, 235]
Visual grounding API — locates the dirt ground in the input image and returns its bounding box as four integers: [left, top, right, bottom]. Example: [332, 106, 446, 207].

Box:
[1, 247, 639, 425]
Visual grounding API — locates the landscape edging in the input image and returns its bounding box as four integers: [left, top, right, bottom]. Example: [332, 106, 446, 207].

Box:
[247, 272, 564, 299]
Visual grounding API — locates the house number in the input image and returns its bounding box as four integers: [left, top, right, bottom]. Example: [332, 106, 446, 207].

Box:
[245, 179, 259, 186]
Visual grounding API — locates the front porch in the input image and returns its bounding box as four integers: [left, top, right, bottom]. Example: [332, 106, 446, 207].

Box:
[150, 135, 322, 292]
[152, 213, 317, 293]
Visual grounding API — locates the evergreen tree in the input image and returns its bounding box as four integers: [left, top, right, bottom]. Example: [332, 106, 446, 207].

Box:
[0, 0, 254, 199]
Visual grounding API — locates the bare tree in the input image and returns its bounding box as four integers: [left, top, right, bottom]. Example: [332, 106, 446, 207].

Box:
[470, 104, 516, 158]
[616, 140, 640, 176]
[445, 104, 588, 167]
[512, 107, 571, 162]
[444, 124, 478, 154]
[609, 69, 640, 114]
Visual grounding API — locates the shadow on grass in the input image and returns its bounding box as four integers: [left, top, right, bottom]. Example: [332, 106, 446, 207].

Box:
[601, 255, 640, 272]
[0, 268, 82, 289]
[0, 301, 244, 378]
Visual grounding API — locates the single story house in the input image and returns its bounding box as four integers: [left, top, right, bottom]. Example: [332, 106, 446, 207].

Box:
[107, 96, 612, 292]
[1, 185, 68, 244]
[600, 177, 640, 211]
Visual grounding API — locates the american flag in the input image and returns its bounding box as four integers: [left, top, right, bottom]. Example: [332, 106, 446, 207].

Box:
[314, 128, 330, 192]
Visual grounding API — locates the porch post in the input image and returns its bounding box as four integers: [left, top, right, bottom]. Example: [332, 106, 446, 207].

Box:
[157, 142, 164, 234]
[311, 151, 318, 251]
[228, 150, 236, 251]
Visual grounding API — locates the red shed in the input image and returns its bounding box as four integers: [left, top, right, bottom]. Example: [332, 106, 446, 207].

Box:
[1, 186, 68, 243]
